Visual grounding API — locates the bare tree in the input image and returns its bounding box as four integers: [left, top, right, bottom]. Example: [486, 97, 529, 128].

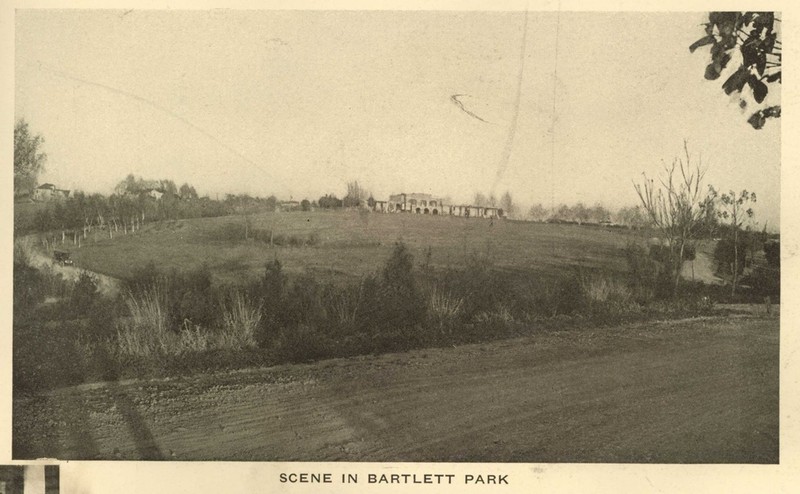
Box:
[634, 142, 716, 295]
[713, 188, 756, 295]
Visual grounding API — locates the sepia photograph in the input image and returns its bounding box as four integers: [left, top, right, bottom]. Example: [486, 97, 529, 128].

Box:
[11, 8, 781, 465]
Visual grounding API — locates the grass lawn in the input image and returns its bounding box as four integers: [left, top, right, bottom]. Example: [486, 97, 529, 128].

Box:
[54, 211, 643, 285]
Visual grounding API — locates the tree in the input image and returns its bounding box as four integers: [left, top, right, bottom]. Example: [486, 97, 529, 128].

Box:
[614, 205, 650, 229]
[528, 203, 549, 222]
[691, 12, 781, 129]
[318, 193, 343, 209]
[179, 183, 198, 200]
[14, 119, 47, 197]
[633, 142, 716, 295]
[344, 180, 368, 208]
[499, 191, 517, 218]
[712, 188, 756, 295]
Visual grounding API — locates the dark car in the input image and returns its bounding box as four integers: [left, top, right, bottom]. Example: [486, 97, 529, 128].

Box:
[53, 250, 74, 266]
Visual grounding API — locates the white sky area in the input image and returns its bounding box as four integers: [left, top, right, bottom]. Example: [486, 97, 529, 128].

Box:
[22, 466, 45, 494]
[15, 10, 780, 228]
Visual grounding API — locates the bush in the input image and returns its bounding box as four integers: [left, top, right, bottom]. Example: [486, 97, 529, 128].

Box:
[437, 254, 514, 321]
[118, 281, 171, 358]
[255, 259, 288, 347]
[624, 243, 671, 301]
[427, 286, 464, 333]
[579, 272, 633, 307]
[13, 258, 46, 323]
[741, 266, 780, 298]
[380, 242, 426, 328]
[220, 291, 261, 350]
[273, 325, 335, 363]
[764, 240, 780, 268]
[70, 271, 99, 318]
[713, 236, 751, 276]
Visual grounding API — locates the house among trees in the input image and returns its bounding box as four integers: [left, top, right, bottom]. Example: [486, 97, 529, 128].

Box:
[146, 188, 164, 200]
[32, 183, 70, 202]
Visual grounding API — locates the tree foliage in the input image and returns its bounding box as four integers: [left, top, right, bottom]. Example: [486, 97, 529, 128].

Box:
[691, 12, 781, 129]
[14, 119, 47, 197]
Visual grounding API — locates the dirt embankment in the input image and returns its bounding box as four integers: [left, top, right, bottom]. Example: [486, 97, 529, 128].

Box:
[13, 314, 778, 463]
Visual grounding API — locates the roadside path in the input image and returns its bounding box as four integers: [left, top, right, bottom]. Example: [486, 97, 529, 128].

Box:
[13, 314, 778, 463]
[19, 236, 121, 296]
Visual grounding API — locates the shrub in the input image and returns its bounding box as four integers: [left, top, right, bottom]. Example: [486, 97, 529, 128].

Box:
[624, 242, 670, 301]
[84, 296, 122, 343]
[741, 266, 780, 298]
[13, 257, 45, 323]
[380, 242, 425, 328]
[764, 240, 780, 268]
[255, 259, 288, 347]
[70, 271, 99, 318]
[579, 272, 632, 306]
[220, 291, 261, 350]
[713, 236, 751, 276]
[118, 281, 170, 357]
[551, 274, 586, 315]
[273, 324, 334, 363]
[427, 286, 464, 330]
[285, 274, 326, 328]
[163, 264, 218, 331]
[438, 254, 513, 321]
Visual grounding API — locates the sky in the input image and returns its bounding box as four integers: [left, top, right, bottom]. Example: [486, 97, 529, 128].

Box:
[15, 9, 781, 228]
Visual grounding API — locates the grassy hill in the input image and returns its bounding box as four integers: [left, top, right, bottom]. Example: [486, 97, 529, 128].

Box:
[53, 210, 643, 285]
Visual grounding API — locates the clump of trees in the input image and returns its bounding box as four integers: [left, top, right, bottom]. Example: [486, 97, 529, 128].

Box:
[525, 202, 649, 228]
[18, 173, 286, 240]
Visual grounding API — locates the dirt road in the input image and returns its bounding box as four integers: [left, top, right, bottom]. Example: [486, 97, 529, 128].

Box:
[18, 237, 120, 296]
[13, 314, 778, 463]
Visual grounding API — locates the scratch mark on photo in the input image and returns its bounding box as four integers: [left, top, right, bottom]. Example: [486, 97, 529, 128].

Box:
[450, 94, 491, 124]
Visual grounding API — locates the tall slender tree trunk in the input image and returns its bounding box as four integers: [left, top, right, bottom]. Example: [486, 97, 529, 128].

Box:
[732, 226, 739, 296]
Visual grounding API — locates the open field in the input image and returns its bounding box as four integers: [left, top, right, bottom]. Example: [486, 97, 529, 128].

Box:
[50, 211, 641, 284]
[13, 313, 778, 462]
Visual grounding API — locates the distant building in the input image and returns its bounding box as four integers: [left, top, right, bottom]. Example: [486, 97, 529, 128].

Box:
[279, 200, 301, 212]
[387, 193, 445, 215]
[32, 183, 70, 202]
[378, 192, 505, 219]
